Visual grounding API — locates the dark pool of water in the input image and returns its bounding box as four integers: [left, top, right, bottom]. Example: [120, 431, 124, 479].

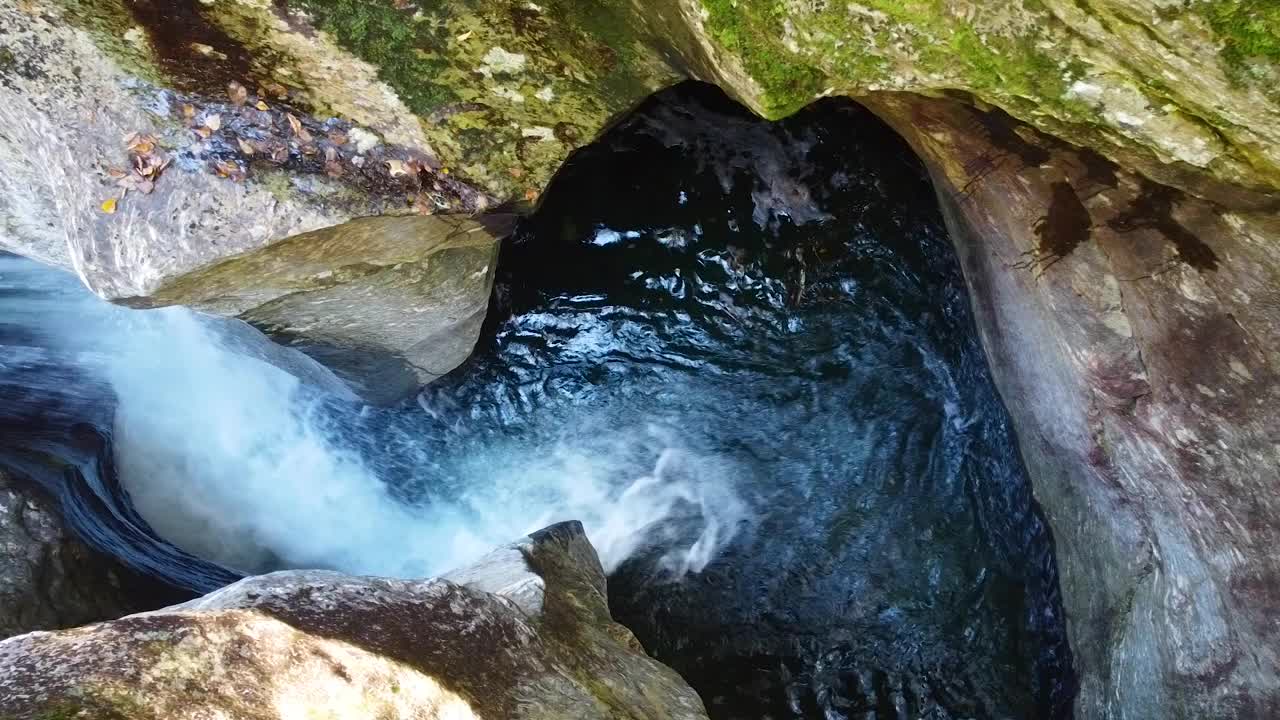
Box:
[0, 83, 1072, 719]
[416, 84, 1074, 718]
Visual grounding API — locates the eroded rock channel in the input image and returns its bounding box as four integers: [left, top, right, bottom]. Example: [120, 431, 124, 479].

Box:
[1, 84, 1073, 718]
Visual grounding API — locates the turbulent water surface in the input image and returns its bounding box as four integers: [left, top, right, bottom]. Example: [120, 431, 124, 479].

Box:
[0, 85, 1071, 718]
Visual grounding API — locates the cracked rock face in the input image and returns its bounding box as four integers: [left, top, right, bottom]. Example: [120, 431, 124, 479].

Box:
[0, 469, 146, 640]
[0, 521, 710, 720]
[866, 91, 1280, 720]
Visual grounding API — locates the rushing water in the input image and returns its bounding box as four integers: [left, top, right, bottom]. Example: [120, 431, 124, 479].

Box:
[0, 84, 1071, 718]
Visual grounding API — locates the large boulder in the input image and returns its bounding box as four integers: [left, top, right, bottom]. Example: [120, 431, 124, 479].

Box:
[0, 521, 710, 720]
[864, 91, 1280, 720]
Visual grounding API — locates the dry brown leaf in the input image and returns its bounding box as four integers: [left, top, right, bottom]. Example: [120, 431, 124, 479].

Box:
[325, 146, 338, 162]
[327, 131, 348, 145]
[255, 100, 270, 111]
[213, 160, 242, 180]
[193, 126, 212, 139]
[204, 114, 222, 132]
[286, 114, 314, 142]
[264, 82, 289, 99]
[385, 159, 410, 177]
[100, 198, 117, 214]
[227, 81, 248, 106]
[508, 167, 524, 178]
[324, 160, 344, 178]
[270, 145, 288, 163]
[107, 168, 127, 179]
[524, 188, 539, 202]
[237, 138, 256, 155]
[182, 104, 196, 120]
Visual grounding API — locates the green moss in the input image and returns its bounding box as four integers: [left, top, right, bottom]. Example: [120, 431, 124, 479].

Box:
[290, 0, 456, 115]
[1203, 1, 1280, 78]
[699, 0, 826, 118]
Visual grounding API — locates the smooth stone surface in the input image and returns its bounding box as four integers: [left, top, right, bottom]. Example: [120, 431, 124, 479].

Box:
[0, 521, 710, 720]
[865, 91, 1280, 720]
[139, 213, 515, 403]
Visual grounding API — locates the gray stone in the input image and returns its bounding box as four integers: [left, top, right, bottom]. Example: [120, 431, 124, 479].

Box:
[0, 521, 711, 720]
[0, 468, 145, 641]
[866, 91, 1280, 720]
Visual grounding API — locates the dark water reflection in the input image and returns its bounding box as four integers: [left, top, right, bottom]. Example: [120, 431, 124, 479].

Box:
[432, 84, 1073, 718]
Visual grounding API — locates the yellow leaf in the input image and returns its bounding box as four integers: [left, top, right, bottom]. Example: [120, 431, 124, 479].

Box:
[255, 100, 269, 111]
[100, 198, 118, 214]
[237, 138, 256, 155]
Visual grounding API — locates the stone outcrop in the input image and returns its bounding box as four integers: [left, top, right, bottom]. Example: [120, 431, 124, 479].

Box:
[0, 0, 516, 402]
[0, 468, 152, 640]
[0, 521, 710, 720]
[133, 213, 514, 402]
[863, 91, 1280, 719]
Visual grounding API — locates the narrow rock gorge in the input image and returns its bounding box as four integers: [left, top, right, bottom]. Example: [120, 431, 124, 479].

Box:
[0, 1, 1277, 719]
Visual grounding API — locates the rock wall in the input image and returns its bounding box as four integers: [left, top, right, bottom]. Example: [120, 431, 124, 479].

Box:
[0, 469, 154, 640]
[864, 91, 1280, 719]
[0, 521, 710, 720]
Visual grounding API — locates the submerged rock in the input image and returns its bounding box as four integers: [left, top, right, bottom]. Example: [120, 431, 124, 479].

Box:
[866, 91, 1280, 720]
[0, 521, 710, 720]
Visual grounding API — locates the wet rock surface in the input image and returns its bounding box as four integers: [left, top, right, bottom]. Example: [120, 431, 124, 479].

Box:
[866, 91, 1280, 720]
[0, 521, 710, 720]
[0, 468, 152, 640]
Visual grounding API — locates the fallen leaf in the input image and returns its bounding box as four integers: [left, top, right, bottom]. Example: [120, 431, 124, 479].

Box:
[107, 168, 128, 179]
[325, 146, 338, 163]
[237, 138, 256, 155]
[227, 81, 248, 106]
[324, 159, 343, 178]
[213, 160, 241, 179]
[193, 126, 212, 139]
[385, 159, 410, 177]
[508, 167, 524, 178]
[440, 167, 449, 175]
[204, 114, 222, 132]
[286, 114, 314, 142]
[524, 188, 539, 202]
[456, 30, 473, 42]
[255, 100, 270, 111]
[264, 82, 289, 99]
[181, 104, 195, 119]
[100, 198, 117, 214]
[327, 131, 348, 145]
[270, 145, 288, 163]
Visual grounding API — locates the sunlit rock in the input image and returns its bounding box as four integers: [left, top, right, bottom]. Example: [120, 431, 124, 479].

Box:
[0, 521, 710, 720]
